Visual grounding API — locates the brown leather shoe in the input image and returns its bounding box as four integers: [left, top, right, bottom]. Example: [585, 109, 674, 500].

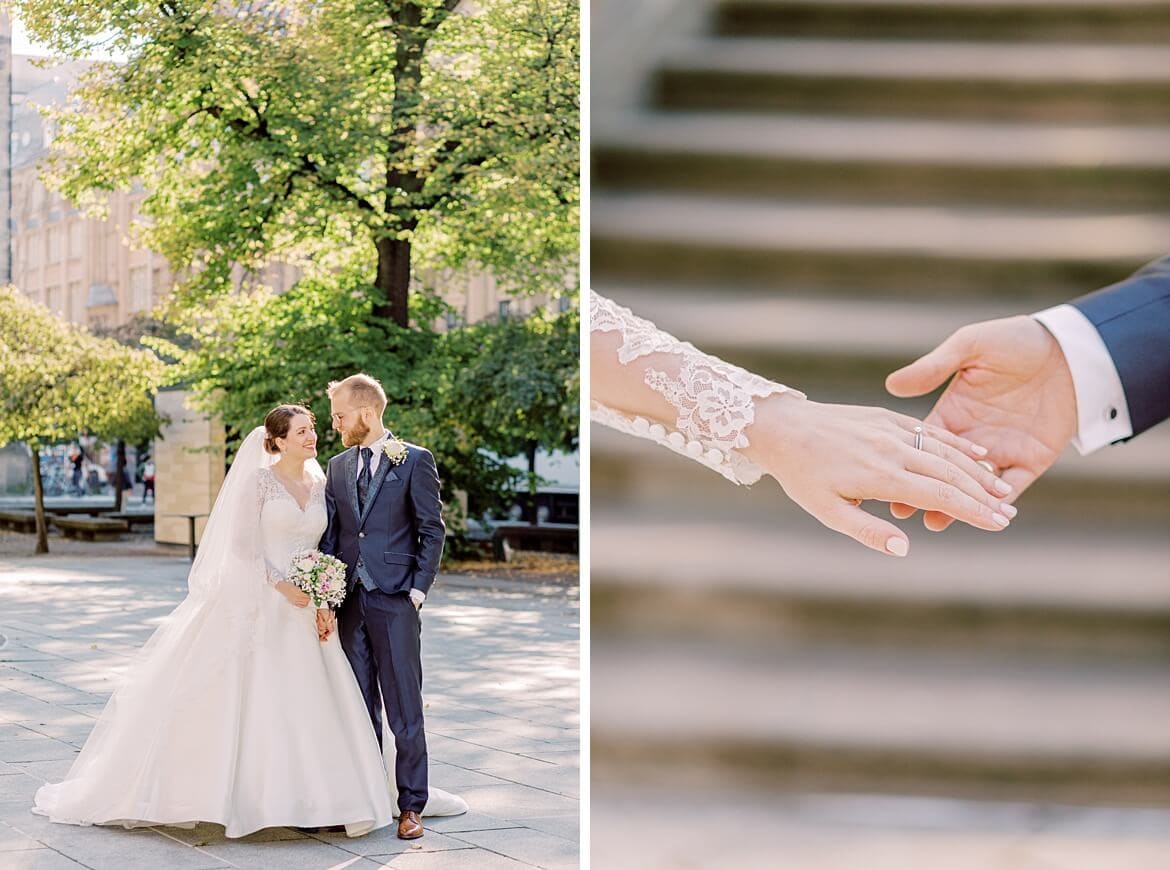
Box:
[397, 810, 423, 839]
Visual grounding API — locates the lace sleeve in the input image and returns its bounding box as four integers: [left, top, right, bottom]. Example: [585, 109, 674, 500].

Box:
[255, 469, 283, 585]
[590, 291, 805, 485]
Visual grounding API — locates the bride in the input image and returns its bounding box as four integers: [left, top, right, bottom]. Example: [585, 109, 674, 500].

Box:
[33, 405, 465, 838]
[591, 292, 1019, 554]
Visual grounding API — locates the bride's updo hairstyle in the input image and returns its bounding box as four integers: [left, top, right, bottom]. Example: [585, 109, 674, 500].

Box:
[264, 404, 315, 454]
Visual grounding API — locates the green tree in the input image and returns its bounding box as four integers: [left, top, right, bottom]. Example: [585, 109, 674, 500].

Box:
[438, 306, 579, 522]
[15, 0, 579, 326]
[152, 276, 577, 546]
[150, 277, 507, 515]
[93, 313, 191, 508]
[0, 287, 170, 552]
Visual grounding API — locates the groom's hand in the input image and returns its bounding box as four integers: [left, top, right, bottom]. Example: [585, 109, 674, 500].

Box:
[316, 608, 336, 642]
[885, 315, 1077, 531]
[409, 589, 425, 611]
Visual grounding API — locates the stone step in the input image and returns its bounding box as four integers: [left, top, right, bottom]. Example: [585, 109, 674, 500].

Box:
[585, 288, 1167, 404]
[590, 788, 1170, 870]
[586, 288, 1027, 398]
[714, 0, 1170, 43]
[591, 637, 1170, 802]
[594, 113, 1170, 210]
[592, 192, 1168, 300]
[591, 288, 1029, 360]
[590, 514, 1170, 655]
[653, 39, 1170, 121]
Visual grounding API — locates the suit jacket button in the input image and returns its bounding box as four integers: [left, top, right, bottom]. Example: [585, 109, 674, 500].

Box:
[359, 532, 365, 539]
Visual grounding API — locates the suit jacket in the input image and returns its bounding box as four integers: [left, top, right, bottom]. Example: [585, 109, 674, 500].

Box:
[1071, 256, 1170, 440]
[320, 440, 445, 596]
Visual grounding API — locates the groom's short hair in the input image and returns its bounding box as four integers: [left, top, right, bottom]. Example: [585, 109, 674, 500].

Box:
[327, 373, 388, 414]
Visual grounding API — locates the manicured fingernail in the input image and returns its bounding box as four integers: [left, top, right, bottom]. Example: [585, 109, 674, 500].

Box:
[994, 479, 1013, 495]
[1001, 503, 1018, 518]
[993, 513, 1010, 527]
[971, 444, 989, 456]
[886, 537, 909, 556]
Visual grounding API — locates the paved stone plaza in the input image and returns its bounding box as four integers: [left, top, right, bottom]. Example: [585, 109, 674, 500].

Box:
[0, 555, 580, 870]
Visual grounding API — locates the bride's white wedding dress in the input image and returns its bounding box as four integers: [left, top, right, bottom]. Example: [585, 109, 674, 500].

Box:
[591, 290, 804, 483]
[33, 427, 465, 838]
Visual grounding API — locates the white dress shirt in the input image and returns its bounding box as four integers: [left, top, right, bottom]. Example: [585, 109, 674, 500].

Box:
[1032, 304, 1134, 454]
[359, 431, 390, 475]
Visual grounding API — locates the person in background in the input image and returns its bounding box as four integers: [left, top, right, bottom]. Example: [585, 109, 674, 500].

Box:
[141, 458, 156, 503]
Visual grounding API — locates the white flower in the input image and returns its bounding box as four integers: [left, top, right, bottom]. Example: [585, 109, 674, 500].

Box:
[383, 439, 409, 466]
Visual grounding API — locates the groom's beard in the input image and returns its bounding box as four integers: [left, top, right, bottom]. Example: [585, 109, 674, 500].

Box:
[340, 419, 371, 448]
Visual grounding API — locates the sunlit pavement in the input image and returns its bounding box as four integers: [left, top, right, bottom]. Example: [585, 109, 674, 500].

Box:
[0, 556, 579, 869]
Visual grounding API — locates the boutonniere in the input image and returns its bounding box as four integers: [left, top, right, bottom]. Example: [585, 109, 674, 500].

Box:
[383, 439, 409, 466]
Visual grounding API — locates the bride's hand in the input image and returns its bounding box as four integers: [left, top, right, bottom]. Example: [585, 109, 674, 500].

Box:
[275, 580, 311, 608]
[316, 608, 335, 642]
[744, 394, 1017, 557]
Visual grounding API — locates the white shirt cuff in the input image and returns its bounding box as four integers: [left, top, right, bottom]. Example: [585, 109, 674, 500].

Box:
[1032, 304, 1133, 454]
[409, 588, 426, 607]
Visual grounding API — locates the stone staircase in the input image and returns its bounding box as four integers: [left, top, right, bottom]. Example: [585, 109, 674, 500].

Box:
[591, 0, 1170, 806]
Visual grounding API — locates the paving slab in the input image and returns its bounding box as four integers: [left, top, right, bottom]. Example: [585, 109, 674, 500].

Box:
[306, 825, 474, 857]
[0, 848, 99, 869]
[0, 820, 42, 853]
[355, 849, 534, 869]
[450, 826, 580, 867]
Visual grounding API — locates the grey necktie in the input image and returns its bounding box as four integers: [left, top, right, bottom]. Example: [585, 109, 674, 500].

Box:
[357, 447, 372, 512]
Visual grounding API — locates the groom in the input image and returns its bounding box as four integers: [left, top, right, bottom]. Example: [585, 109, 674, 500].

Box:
[319, 373, 445, 840]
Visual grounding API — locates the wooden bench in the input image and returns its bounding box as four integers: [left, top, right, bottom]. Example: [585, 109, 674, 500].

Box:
[52, 516, 129, 542]
[107, 512, 155, 528]
[491, 523, 579, 560]
[44, 505, 117, 518]
[0, 510, 39, 533]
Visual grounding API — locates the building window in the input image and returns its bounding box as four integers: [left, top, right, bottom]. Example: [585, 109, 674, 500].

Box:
[25, 233, 40, 267]
[67, 281, 82, 322]
[558, 294, 571, 312]
[47, 227, 63, 264]
[129, 267, 150, 312]
[46, 286, 63, 315]
[498, 300, 511, 321]
[68, 221, 84, 259]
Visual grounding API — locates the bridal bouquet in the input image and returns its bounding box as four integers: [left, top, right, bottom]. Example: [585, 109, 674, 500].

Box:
[287, 549, 348, 609]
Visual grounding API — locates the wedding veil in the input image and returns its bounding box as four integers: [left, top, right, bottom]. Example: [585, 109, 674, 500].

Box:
[186, 425, 272, 605]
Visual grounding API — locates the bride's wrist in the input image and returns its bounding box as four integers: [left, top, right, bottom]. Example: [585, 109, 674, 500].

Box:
[739, 392, 813, 475]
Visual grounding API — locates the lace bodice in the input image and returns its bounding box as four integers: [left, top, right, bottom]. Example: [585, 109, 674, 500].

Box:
[257, 466, 327, 582]
[590, 291, 805, 484]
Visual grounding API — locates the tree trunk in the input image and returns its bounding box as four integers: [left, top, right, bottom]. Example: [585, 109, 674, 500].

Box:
[526, 439, 539, 526]
[113, 440, 127, 513]
[374, 235, 411, 327]
[30, 446, 49, 555]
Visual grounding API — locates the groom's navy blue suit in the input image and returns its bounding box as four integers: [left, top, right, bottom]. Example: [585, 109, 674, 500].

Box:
[321, 437, 445, 814]
[1072, 255, 1170, 440]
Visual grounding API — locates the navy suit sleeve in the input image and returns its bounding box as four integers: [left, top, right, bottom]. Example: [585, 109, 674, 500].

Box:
[409, 448, 445, 595]
[320, 458, 340, 558]
[1071, 255, 1170, 439]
